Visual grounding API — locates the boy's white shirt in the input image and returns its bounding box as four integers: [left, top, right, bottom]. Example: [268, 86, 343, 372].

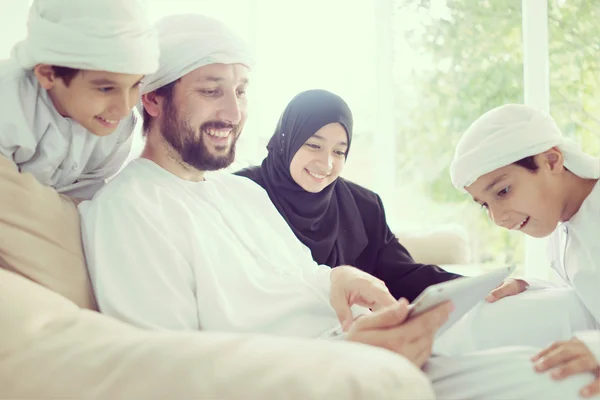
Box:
[522, 180, 600, 322]
[522, 180, 600, 362]
[448, 103, 600, 363]
[556, 180, 600, 363]
[0, 60, 134, 199]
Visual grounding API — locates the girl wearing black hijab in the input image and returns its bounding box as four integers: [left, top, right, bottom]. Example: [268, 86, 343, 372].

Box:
[235, 89, 460, 302]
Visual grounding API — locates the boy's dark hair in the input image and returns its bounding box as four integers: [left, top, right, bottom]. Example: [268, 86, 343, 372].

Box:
[52, 66, 81, 86]
[514, 156, 539, 171]
[142, 79, 180, 135]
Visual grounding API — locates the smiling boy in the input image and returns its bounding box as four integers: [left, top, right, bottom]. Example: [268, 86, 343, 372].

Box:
[0, 0, 159, 200]
[450, 103, 600, 397]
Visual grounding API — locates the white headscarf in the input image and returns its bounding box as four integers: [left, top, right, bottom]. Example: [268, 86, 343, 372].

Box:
[140, 14, 254, 96]
[11, 0, 159, 75]
[450, 104, 600, 192]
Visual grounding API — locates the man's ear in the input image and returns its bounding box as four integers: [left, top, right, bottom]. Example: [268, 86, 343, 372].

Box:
[141, 92, 161, 117]
[33, 64, 57, 90]
[542, 146, 565, 173]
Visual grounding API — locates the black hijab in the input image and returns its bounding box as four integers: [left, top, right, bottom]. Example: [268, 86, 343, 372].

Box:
[237, 89, 368, 267]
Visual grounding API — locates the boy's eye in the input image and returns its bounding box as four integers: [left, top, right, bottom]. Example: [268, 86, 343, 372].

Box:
[480, 202, 488, 209]
[497, 186, 511, 197]
[334, 150, 346, 156]
[236, 89, 247, 98]
[98, 87, 114, 93]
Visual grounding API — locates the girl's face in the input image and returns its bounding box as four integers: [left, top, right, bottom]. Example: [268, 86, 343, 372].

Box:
[289, 122, 349, 193]
[465, 150, 565, 238]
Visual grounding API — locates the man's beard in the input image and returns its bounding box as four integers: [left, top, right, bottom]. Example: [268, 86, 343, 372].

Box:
[159, 97, 241, 171]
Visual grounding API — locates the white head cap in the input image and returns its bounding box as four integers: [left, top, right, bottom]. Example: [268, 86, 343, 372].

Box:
[140, 13, 254, 96]
[450, 104, 600, 191]
[12, 0, 159, 75]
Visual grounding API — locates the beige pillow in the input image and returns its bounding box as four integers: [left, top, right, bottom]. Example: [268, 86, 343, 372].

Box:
[0, 268, 434, 400]
[0, 155, 97, 310]
[395, 224, 472, 266]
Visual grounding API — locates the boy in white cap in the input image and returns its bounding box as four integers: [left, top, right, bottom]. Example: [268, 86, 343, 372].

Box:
[450, 103, 600, 397]
[0, 0, 159, 199]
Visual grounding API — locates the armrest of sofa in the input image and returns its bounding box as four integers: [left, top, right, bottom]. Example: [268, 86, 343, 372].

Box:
[395, 224, 472, 266]
[0, 268, 434, 400]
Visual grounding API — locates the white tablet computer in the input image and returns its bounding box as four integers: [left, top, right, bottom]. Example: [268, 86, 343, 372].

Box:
[407, 265, 516, 337]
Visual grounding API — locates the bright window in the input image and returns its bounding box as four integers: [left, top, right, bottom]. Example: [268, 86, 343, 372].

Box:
[548, 0, 600, 156]
[391, 0, 526, 271]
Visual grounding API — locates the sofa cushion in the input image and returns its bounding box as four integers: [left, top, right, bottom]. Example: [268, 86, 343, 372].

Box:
[395, 224, 471, 266]
[0, 268, 434, 400]
[0, 155, 96, 310]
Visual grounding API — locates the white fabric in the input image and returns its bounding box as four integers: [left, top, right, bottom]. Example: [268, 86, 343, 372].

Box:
[575, 330, 600, 367]
[520, 275, 567, 290]
[139, 14, 254, 97]
[0, 61, 134, 199]
[450, 104, 600, 191]
[426, 347, 596, 400]
[80, 159, 598, 399]
[80, 159, 351, 337]
[547, 179, 600, 325]
[11, 0, 158, 74]
[0, 268, 435, 400]
[433, 288, 598, 356]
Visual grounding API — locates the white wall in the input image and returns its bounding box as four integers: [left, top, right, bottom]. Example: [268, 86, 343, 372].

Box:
[0, 1, 29, 59]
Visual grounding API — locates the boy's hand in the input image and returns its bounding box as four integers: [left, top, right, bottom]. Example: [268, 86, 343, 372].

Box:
[532, 337, 600, 398]
[485, 278, 528, 302]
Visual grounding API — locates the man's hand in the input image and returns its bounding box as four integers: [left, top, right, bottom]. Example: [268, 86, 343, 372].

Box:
[346, 299, 453, 368]
[533, 338, 600, 398]
[485, 278, 528, 302]
[329, 266, 396, 330]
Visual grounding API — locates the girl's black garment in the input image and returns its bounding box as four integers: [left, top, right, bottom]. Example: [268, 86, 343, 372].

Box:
[236, 89, 460, 302]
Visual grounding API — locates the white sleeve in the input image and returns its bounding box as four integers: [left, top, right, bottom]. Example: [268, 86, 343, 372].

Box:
[518, 277, 566, 290]
[304, 263, 371, 320]
[0, 70, 32, 163]
[571, 269, 600, 324]
[79, 197, 200, 331]
[304, 263, 333, 297]
[0, 118, 36, 165]
[247, 177, 334, 297]
[0, 134, 16, 160]
[574, 330, 600, 364]
[60, 132, 134, 200]
[574, 228, 600, 324]
[237, 175, 372, 320]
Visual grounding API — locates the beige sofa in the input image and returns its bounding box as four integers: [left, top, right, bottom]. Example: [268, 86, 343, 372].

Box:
[0, 268, 436, 399]
[396, 225, 472, 267]
[0, 156, 434, 399]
